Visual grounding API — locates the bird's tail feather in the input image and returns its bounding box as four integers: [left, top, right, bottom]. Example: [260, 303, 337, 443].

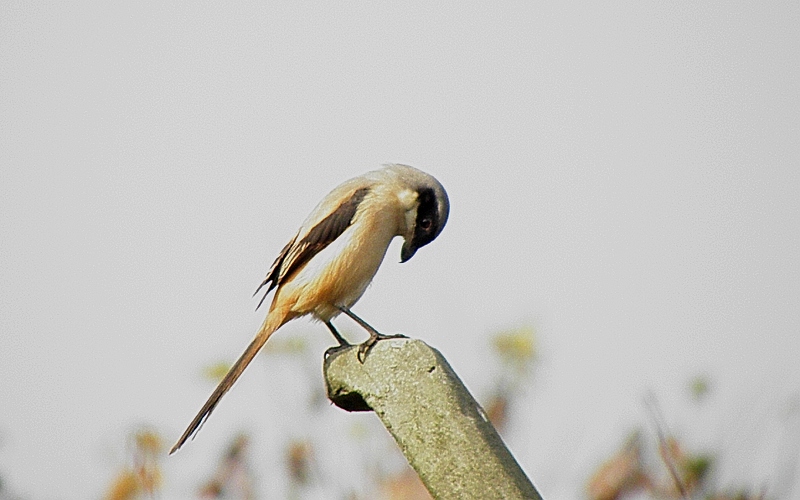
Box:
[169, 310, 287, 454]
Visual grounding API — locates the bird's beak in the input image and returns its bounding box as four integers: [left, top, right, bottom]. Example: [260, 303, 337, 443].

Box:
[400, 241, 418, 263]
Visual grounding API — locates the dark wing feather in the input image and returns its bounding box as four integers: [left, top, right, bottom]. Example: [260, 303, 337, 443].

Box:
[253, 237, 296, 309]
[254, 187, 370, 309]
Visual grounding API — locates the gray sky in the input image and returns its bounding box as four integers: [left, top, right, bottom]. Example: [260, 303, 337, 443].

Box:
[1, 2, 799, 498]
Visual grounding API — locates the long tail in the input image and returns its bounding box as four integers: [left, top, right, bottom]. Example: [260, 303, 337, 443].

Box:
[170, 310, 288, 454]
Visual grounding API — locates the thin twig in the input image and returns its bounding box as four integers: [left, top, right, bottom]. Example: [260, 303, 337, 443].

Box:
[644, 392, 688, 499]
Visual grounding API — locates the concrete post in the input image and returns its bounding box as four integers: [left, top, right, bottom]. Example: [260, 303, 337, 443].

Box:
[323, 338, 542, 500]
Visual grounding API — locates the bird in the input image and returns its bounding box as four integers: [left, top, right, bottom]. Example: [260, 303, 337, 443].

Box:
[170, 164, 449, 454]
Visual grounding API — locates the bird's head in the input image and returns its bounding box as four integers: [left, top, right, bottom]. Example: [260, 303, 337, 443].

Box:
[382, 164, 449, 263]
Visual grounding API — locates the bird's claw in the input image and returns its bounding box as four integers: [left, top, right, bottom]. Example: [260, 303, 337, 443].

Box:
[357, 333, 408, 363]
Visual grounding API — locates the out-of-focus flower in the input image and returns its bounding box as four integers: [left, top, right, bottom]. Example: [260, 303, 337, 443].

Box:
[484, 325, 538, 433]
[682, 453, 713, 490]
[491, 325, 537, 369]
[105, 470, 139, 500]
[199, 433, 254, 499]
[286, 439, 314, 486]
[264, 335, 309, 355]
[689, 374, 711, 403]
[587, 431, 648, 500]
[201, 335, 310, 383]
[202, 361, 232, 382]
[104, 428, 164, 500]
[381, 467, 431, 500]
[655, 436, 713, 498]
[484, 392, 509, 430]
[134, 429, 163, 456]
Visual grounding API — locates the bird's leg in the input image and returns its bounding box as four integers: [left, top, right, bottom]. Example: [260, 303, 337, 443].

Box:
[324, 321, 350, 347]
[337, 306, 407, 363]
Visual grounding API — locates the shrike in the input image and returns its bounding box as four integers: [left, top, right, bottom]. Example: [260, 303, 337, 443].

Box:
[170, 164, 449, 454]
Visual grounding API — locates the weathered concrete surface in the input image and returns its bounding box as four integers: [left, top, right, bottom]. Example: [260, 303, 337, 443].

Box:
[324, 338, 542, 500]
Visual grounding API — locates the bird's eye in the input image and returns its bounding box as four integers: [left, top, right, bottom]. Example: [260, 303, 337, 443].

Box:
[420, 218, 433, 231]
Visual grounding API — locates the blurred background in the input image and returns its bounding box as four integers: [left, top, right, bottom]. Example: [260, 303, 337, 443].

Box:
[1, 2, 798, 499]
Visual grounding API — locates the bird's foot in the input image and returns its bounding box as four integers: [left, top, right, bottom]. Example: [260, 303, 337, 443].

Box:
[334, 306, 406, 362]
[357, 332, 408, 363]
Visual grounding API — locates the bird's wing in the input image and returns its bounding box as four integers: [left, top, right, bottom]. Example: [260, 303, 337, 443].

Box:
[253, 236, 296, 309]
[254, 186, 370, 309]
